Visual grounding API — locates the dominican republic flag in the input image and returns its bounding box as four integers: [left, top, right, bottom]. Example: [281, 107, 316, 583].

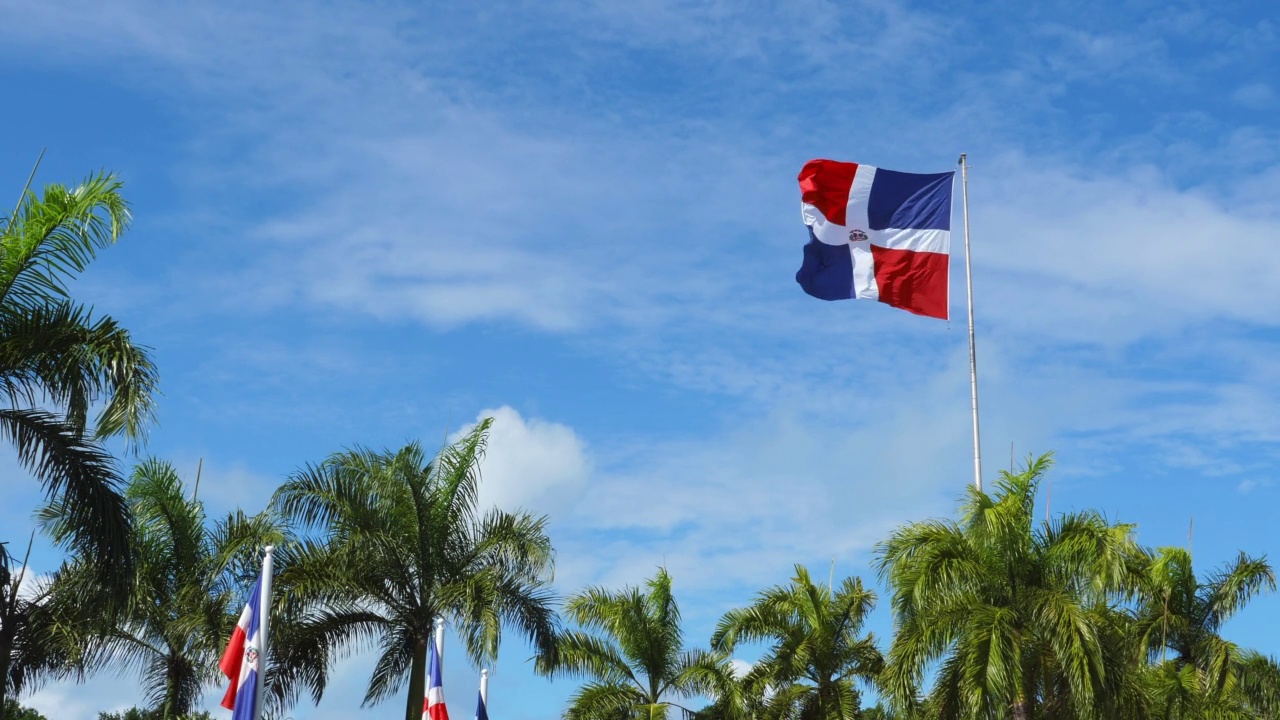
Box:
[423, 634, 449, 720]
[796, 159, 955, 319]
[220, 573, 264, 720]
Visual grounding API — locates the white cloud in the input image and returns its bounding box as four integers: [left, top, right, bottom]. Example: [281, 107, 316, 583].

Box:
[25, 679, 135, 720]
[1233, 82, 1276, 109]
[1236, 479, 1272, 495]
[465, 406, 591, 514]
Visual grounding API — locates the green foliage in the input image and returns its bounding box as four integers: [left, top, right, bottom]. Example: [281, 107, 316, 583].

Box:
[2, 699, 46, 720]
[539, 567, 737, 720]
[874, 453, 1147, 719]
[1128, 547, 1280, 717]
[95, 708, 214, 720]
[712, 565, 884, 720]
[273, 419, 559, 720]
[68, 460, 284, 718]
[0, 171, 158, 579]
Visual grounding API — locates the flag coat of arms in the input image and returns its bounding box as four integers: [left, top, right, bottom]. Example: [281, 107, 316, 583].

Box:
[220, 573, 264, 720]
[796, 159, 955, 319]
[423, 635, 449, 720]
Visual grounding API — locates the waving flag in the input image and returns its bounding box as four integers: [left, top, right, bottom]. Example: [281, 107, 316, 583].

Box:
[423, 631, 449, 720]
[220, 573, 264, 720]
[796, 159, 955, 319]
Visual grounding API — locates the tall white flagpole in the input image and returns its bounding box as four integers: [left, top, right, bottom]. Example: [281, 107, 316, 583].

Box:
[958, 154, 982, 491]
[254, 545, 276, 720]
[434, 617, 445, 659]
[480, 668, 489, 707]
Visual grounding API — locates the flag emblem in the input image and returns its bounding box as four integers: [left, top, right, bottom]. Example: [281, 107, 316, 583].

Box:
[796, 159, 955, 319]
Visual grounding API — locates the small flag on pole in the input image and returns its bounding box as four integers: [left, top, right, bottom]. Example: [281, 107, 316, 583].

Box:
[423, 620, 449, 720]
[476, 669, 489, 720]
[219, 565, 269, 720]
[796, 159, 955, 319]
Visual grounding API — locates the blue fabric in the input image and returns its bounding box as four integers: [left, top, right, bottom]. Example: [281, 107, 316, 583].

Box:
[429, 640, 444, 687]
[867, 169, 954, 230]
[476, 690, 489, 720]
[796, 227, 853, 301]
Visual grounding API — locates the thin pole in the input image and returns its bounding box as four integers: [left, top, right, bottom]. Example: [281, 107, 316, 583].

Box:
[959, 153, 982, 491]
[1187, 516, 1194, 559]
[192, 457, 203, 502]
[255, 545, 276, 720]
[480, 668, 489, 706]
[4, 148, 46, 234]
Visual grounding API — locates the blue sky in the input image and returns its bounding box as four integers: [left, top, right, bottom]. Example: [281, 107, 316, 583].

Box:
[2, 0, 1279, 717]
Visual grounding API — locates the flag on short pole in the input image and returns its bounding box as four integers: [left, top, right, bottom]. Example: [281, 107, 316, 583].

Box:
[423, 625, 449, 720]
[219, 573, 265, 720]
[476, 669, 489, 720]
[796, 159, 955, 319]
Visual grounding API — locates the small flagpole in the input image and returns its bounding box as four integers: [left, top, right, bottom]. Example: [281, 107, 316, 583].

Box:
[434, 617, 445, 659]
[958, 153, 982, 491]
[255, 545, 276, 720]
[480, 668, 489, 706]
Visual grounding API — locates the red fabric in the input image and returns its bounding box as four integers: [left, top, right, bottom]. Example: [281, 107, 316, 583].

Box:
[219, 625, 246, 709]
[870, 246, 949, 319]
[798, 159, 857, 226]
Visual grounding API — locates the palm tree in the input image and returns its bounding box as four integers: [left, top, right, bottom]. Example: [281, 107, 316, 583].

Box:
[272, 419, 559, 720]
[711, 565, 884, 720]
[1132, 547, 1280, 717]
[0, 535, 89, 717]
[874, 454, 1145, 720]
[85, 459, 282, 719]
[0, 171, 158, 574]
[538, 567, 737, 720]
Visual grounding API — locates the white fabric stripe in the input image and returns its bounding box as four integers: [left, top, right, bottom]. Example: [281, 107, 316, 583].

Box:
[844, 166, 880, 299]
[235, 604, 253, 631]
[427, 688, 446, 705]
[850, 240, 878, 299]
[871, 228, 950, 254]
[801, 203, 847, 246]
[844, 165, 876, 232]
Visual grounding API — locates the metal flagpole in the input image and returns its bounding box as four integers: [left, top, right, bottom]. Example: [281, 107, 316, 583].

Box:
[480, 668, 489, 707]
[958, 154, 983, 491]
[254, 545, 276, 720]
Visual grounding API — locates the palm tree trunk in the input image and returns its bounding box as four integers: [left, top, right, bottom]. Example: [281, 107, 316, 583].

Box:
[0, 614, 14, 720]
[0, 656, 10, 720]
[405, 636, 427, 720]
[1011, 698, 1030, 720]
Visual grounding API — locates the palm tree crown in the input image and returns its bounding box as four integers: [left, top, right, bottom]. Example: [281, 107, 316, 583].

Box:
[0, 172, 158, 575]
[874, 454, 1145, 720]
[89, 460, 281, 718]
[539, 567, 736, 720]
[712, 565, 884, 720]
[273, 419, 559, 720]
[1132, 546, 1280, 717]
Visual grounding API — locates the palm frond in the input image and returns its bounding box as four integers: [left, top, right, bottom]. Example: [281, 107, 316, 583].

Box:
[3, 408, 131, 582]
[0, 172, 130, 311]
